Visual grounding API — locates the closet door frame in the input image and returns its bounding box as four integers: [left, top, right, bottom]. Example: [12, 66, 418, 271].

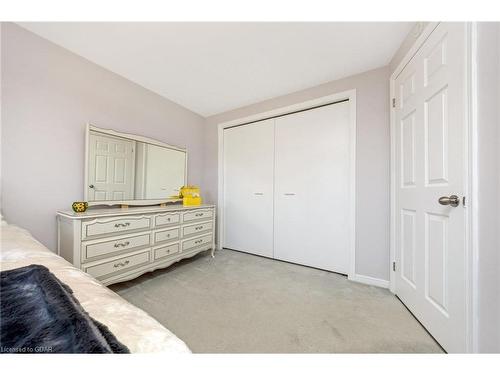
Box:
[217, 89, 357, 279]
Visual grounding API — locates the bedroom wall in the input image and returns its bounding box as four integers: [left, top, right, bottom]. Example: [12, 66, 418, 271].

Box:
[0, 23, 205, 251]
[203, 66, 391, 283]
[498, 23, 500, 352]
[498, 24, 500, 353]
[475, 21, 500, 353]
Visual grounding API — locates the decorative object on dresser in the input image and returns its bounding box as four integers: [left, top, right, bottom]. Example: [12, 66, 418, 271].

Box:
[72, 201, 88, 213]
[57, 205, 216, 286]
[180, 185, 202, 206]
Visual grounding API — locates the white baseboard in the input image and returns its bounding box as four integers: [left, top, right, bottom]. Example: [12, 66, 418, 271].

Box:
[348, 274, 390, 289]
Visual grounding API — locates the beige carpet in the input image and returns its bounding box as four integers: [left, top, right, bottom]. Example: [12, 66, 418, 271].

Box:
[110, 249, 443, 353]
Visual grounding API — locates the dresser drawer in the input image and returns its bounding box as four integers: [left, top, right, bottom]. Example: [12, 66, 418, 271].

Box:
[154, 213, 180, 228]
[82, 216, 151, 239]
[82, 233, 151, 262]
[182, 234, 212, 252]
[84, 250, 151, 281]
[182, 209, 213, 223]
[154, 227, 180, 244]
[182, 221, 213, 237]
[153, 243, 180, 261]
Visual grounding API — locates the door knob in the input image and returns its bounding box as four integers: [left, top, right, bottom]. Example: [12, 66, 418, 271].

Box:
[438, 195, 460, 207]
[89, 184, 95, 189]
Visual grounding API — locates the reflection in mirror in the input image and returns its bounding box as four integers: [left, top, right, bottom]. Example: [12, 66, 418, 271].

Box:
[87, 130, 186, 202]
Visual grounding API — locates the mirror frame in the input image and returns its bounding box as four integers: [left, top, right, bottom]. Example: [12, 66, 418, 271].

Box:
[84, 124, 188, 207]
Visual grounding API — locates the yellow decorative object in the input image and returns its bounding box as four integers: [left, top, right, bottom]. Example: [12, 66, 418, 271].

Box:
[72, 201, 88, 213]
[179, 185, 202, 206]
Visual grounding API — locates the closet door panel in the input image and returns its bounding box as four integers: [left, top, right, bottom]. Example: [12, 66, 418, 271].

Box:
[223, 119, 274, 257]
[274, 102, 351, 274]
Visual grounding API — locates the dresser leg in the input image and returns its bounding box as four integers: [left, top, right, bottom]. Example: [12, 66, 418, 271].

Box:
[211, 247, 216, 258]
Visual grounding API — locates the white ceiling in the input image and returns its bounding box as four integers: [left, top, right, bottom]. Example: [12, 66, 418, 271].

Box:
[18, 22, 413, 117]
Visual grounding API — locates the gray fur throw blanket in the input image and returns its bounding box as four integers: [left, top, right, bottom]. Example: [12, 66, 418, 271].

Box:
[0, 265, 129, 353]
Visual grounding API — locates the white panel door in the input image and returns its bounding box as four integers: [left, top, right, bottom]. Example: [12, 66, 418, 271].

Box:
[274, 102, 351, 274]
[88, 133, 135, 201]
[223, 119, 275, 257]
[395, 23, 467, 352]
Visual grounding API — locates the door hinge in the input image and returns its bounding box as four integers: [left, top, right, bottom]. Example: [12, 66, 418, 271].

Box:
[392, 98, 396, 108]
[392, 261, 396, 272]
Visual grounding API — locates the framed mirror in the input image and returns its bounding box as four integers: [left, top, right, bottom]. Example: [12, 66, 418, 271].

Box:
[84, 124, 187, 206]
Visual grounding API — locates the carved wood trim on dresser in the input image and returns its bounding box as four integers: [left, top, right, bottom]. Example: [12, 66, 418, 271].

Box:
[57, 204, 216, 286]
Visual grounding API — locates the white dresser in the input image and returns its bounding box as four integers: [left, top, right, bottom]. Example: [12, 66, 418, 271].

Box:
[57, 204, 215, 286]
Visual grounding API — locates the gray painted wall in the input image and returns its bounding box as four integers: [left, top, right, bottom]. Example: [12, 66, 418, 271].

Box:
[498, 23, 500, 352]
[1, 23, 205, 251]
[475, 22, 500, 353]
[203, 67, 391, 282]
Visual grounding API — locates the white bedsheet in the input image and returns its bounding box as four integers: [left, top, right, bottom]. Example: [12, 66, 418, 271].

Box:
[0, 220, 190, 353]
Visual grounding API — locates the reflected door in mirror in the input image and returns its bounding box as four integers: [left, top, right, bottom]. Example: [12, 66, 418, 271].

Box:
[88, 133, 135, 201]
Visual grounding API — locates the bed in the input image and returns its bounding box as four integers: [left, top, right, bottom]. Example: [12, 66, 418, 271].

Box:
[0, 219, 190, 353]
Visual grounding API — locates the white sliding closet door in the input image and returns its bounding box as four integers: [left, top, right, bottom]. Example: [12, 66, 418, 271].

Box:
[223, 119, 275, 257]
[274, 102, 351, 274]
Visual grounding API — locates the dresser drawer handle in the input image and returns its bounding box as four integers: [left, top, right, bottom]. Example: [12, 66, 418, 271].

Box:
[160, 248, 174, 256]
[195, 213, 204, 217]
[113, 260, 130, 268]
[195, 226, 203, 230]
[194, 239, 203, 244]
[114, 241, 130, 248]
[114, 222, 131, 228]
[167, 218, 171, 221]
